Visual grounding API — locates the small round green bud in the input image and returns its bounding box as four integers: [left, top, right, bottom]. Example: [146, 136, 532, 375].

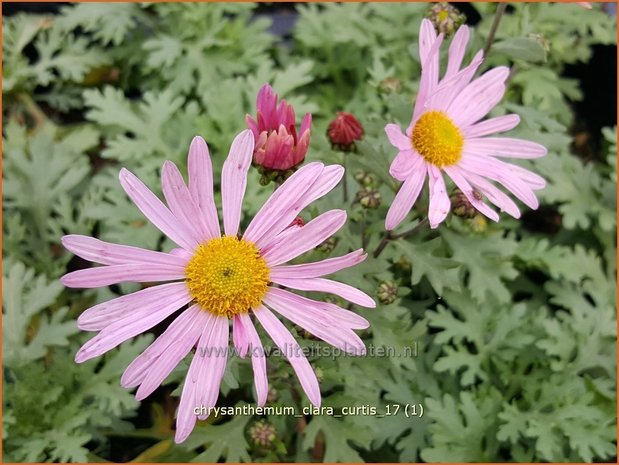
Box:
[248, 420, 277, 447]
[426, 2, 466, 37]
[450, 189, 480, 219]
[377, 280, 398, 305]
[356, 188, 381, 209]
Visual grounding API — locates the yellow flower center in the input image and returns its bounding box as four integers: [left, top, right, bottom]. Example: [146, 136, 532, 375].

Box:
[185, 236, 270, 318]
[412, 111, 464, 167]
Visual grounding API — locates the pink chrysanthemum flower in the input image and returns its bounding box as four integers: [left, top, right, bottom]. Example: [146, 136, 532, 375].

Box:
[246, 84, 312, 170]
[61, 130, 374, 443]
[384, 19, 548, 230]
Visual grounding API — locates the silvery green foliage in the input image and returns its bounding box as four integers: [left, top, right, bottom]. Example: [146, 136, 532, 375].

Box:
[2, 3, 616, 462]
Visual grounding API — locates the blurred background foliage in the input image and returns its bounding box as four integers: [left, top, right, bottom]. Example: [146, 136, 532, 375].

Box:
[2, 2, 617, 462]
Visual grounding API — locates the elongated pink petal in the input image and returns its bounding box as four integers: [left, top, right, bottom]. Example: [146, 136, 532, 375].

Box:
[267, 287, 369, 330]
[463, 172, 521, 219]
[221, 129, 254, 237]
[429, 50, 484, 111]
[121, 305, 203, 388]
[427, 166, 451, 228]
[389, 149, 424, 181]
[385, 124, 411, 151]
[270, 249, 366, 280]
[464, 114, 520, 138]
[300, 113, 312, 136]
[232, 314, 249, 358]
[61, 263, 186, 288]
[253, 305, 321, 406]
[119, 168, 197, 251]
[463, 153, 546, 189]
[263, 290, 366, 354]
[447, 67, 509, 126]
[444, 166, 499, 222]
[254, 165, 345, 249]
[188, 136, 220, 240]
[465, 137, 547, 159]
[79, 282, 189, 331]
[61, 235, 188, 267]
[418, 18, 438, 64]
[162, 160, 210, 244]
[273, 276, 375, 308]
[238, 313, 268, 406]
[134, 306, 205, 400]
[195, 315, 229, 420]
[445, 25, 470, 78]
[175, 314, 217, 444]
[75, 288, 190, 363]
[413, 33, 444, 122]
[262, 210, 347, 266]
[386, 164, 427, 231]
[459, 156, 540, 209]
[243, 162, 324, 244]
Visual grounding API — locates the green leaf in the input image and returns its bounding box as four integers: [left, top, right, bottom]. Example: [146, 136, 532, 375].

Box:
[494, 37, 547, 62]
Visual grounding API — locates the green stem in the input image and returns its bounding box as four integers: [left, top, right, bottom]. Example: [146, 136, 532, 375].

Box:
[483, 3, 508, 57]
[372, 218, 429, 258]
[341, 154, 348, 202]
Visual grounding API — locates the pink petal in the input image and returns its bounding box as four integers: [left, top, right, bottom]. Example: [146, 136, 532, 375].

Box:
[459, 156, 540, 209]
[194, 315, 229, 420]
[119, 168, 197, 251]
[418, 18, 437, 63]
[232, 314, 249, 358]
[413, 32, 444, 122]
[121, 304, 203, 388]
[261, 210, 347, 266]
[386, 163, 427, 231]
[445, 25, 470, 78]
[300, 113, 312, 136]
[187, 136, 220, 240]
[238, 313, 268, 406]
[253, 305, 321, 406]
[245, 115, 260, 138]
[254, 165, 345, 249]
[270, 249, 367, 280]
[75, 287, 191, 363]
[429, 50, 484, 111]
[385, 124, 411, 151]
[78, 282, 189, 331]
[463, 114, 520, 138]
[465, 137, 547, 159]
[61, 235, 188, 267]
[267, 287, 369, 330]
[447, 67, 510, 127]
[272, 277, 375, 308]
[463, 153, 546, 188]
[427, 166, 451, 228]
[463, 172, 521, 219]
[61, 263, 186, 288]
[162, 160, 211, 244]
[263, 290, 366, 354]
[389, 149, 424, 181]
[221, 129, 254, 237]
[444, 166, 499, 222]
[174, 314, 214, 443]
[134, 306, 205, 400]
[243, 162, 324, 245]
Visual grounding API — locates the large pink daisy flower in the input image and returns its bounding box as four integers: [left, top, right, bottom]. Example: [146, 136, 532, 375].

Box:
[385, 19, 548, 230]
[61, 130, 374, 443]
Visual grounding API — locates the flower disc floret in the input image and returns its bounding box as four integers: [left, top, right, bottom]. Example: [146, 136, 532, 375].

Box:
[185, 236, 270, 317]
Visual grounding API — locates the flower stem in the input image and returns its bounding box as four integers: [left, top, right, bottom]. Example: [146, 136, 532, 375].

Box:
[483, 2, 508, 57]
[341, 154, 348, 202]
[372, 218, 429, 258]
